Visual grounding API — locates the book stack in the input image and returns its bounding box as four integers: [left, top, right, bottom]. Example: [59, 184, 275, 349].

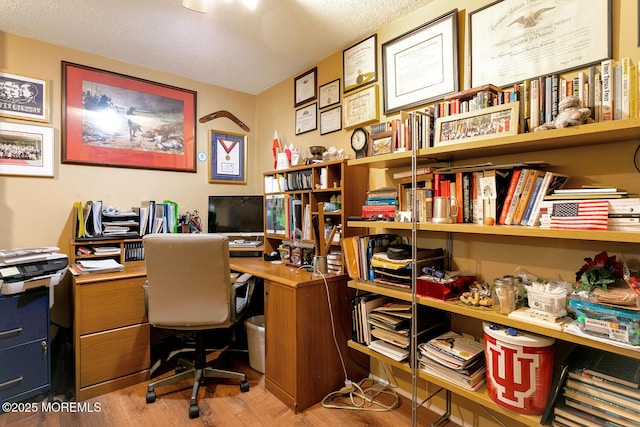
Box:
[549, 347, 640, 427]
[366, 301, 412, 362]
[538, 188, 640, 231]
[362, 187, 398, 219]
[326, 251, 342, 274]
[417, 331, 486, 391]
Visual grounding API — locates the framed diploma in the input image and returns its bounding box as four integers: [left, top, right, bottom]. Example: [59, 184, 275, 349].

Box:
[469, 0, 611, 88]
[343, 85, 379, 129]
[320, 105, 342, 135]
[319, 78, 340, 109]
[343, 34, 377, 93]
[294, 67, 317, 107]
[295, 103, 317, 135]
[382, 10, 459, 115]
[209, 130, 247, 184]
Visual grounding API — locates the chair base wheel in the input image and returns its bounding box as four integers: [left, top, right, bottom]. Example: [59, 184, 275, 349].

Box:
[240, 380, 250, 392]
[189, 404, 200, 419]
[146, 390, 156, 404]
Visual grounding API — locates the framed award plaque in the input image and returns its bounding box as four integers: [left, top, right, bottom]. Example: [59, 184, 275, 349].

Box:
[209, 130, 247, 184]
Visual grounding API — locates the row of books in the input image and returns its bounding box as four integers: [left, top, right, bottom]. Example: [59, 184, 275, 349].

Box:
[368, 106, 435, 153]
[544, 346, 640, 427]
[362, 187, 398, 219]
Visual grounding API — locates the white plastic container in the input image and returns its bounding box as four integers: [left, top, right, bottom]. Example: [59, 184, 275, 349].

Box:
[245, 315, 265, 373]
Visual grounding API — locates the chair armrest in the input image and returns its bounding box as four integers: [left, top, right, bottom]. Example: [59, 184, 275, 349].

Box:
[142, 281, 149, 315]
[230, 277, 254, 322]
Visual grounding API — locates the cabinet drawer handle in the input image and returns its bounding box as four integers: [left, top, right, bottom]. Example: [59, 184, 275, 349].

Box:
[0, 376, 23, 389]
[0, 327, 22, 337]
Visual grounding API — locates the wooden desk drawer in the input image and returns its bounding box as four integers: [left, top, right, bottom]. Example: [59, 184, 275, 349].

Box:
[76, 276, 147, 335]
[0, 289, 48, 350]
[79, 323, 150, 388]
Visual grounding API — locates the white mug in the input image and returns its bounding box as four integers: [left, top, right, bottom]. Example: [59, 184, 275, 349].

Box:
[432, 196, 459, 223]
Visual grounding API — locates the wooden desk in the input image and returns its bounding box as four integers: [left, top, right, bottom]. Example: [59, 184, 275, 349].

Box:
[230, 258, 367, 413]
[72, 263, 150, 401]
[72, 257, 366, 411]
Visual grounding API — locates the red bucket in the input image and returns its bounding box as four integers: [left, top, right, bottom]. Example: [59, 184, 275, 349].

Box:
[483, 322, 555, 415]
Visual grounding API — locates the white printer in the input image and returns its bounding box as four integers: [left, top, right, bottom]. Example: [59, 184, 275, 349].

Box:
[0, 247, 68, 300]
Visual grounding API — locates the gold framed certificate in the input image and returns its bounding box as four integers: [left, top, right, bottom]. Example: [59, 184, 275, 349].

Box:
[343, 85, 379, 129]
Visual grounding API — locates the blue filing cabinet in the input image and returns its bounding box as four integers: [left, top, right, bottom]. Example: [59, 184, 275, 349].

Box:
[0, 287, 50, 403]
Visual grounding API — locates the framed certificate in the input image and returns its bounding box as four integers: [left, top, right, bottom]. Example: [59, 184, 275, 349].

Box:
[343, 85, 379, 129]
[343, 34, 377, 93]
[382, 10, 458, 114]
[295, 103, 317, 135]
[319, 78, 340, 109]
[294, 67, 317, 107]
[320, 105, 342, 135]
[209, 130, 247, 184]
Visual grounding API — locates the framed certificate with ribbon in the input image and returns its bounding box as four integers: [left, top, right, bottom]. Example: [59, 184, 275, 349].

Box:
[209, 130, 247, 184]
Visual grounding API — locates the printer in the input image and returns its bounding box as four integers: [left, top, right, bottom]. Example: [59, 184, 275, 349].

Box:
[0, 247, 68, 299]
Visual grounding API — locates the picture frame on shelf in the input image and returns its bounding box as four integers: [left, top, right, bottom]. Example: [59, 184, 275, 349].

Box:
[382, 9, 459, 115]
[318, 78, 340, 109]
[343, 84, 379, 129]
[434, 103, 519, 147]
[0, 71, 49, 123]
[343, 34, 377, 93]
[209, 130, 247, 184]
[294, 67, 317, 107]
[469, 0, 611, 88]
[371, 131, 394, 156]
[61, 61, 197, 172]
[320, 105, 342, 135]
[295, 102, 317, 135]
[0, 121, 54, 177]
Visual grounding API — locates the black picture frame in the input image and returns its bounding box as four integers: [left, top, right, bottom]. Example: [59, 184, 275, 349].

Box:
[343, 34, 378, 93]
[294, 67, 317, 107]
[382, 10, 459, 115]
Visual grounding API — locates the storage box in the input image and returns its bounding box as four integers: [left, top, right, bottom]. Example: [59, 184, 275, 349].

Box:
[483, 322, 555, 415]
[525, 285, 567, 316]
[416, 275, 475, 300]
[569, 299, 640, 346]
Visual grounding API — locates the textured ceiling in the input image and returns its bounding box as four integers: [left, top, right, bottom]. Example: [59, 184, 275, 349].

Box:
[0, 0, 434, 94]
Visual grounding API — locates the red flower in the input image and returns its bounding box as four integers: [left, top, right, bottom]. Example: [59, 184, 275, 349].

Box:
[575, 250, 623, 292]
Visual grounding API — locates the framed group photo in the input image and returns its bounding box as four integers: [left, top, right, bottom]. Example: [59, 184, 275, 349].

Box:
[0, 71, 49, 122]
[209, 130, 247, 184]
[434, 103, 519, 147]
[0, 121, 54, 177]
[382, 10, 459, 114]
[61, 61, 197, 172]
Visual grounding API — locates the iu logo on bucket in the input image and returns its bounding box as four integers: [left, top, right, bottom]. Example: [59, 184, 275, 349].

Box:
[486, 341, 539, 408]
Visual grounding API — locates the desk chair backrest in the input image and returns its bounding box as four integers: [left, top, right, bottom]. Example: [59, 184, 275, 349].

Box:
[143, 233, 232, 330]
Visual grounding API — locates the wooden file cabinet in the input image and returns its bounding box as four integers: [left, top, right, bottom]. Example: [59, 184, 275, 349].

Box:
[263, 274, 366, 413]
[73, 265, 150, 401]
[0, 288, 50, 403]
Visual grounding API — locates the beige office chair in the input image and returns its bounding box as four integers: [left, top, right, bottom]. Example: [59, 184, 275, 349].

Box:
[142, 233, 251, 419]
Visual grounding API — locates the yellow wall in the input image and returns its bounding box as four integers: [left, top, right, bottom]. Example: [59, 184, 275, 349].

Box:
[2, 0, 640, 424]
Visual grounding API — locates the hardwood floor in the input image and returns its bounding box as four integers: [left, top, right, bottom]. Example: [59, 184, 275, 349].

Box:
[0, 352, 442, 427]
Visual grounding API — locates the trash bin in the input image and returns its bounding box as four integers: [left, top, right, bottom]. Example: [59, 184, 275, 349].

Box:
[245, 315, 265, 373]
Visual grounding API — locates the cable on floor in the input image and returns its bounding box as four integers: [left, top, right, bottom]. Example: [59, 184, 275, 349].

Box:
[320, 377, 400, 411]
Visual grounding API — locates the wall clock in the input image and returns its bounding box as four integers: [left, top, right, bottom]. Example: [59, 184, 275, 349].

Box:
[350, 127, 369, 159]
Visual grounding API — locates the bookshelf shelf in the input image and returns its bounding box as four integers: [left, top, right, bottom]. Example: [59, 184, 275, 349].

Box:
[348, 220, 640, 243]
[346, 115, 640, 426]
[347, 339, 542, 427]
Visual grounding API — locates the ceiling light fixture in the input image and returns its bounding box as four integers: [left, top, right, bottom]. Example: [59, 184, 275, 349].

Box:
[183, 0, 258, 13]
[183, 0, 208, 13]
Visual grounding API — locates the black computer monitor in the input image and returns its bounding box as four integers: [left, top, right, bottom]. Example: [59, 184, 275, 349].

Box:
[207, 195, 264, 236]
